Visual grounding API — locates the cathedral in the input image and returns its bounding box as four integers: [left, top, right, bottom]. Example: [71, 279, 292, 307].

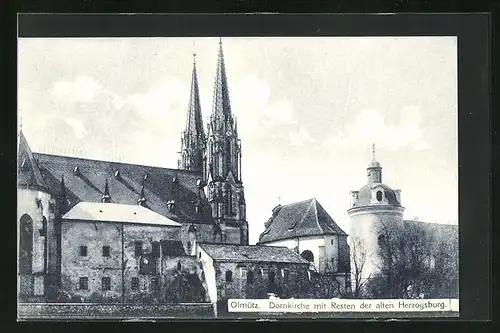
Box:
[17, 40, 314, 306]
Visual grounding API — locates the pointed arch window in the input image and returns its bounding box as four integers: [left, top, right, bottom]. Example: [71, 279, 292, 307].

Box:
[225, 184, 233, 215]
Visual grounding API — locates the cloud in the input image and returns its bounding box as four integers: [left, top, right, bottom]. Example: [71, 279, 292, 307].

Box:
[64, 117, 89, 139]
[127, 75, 187, 117]
[330, 105, 429, 151]
[52, 75, 102, 103]
[289, 126, 314, 147]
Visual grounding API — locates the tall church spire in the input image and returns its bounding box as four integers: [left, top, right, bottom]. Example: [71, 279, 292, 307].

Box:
[178, 48, 206, 171]
[204, 39, 248, 245]
[212, 38, 232, 121]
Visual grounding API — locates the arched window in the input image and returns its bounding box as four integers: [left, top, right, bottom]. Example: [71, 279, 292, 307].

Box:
[247, 270, 254, 284]
[376, 190, 383, 202]
[300, 250, 314, 263]
[225, 270, 233, 282]
[226, 138, 232, 169]
[40, 217, 47, 237]
[378, 234, 386, 245]
[19, 214, 33, 274]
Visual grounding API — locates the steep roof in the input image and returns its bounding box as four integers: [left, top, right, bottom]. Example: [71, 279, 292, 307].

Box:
[199, 243, 309, 264]
[17, 131, 48, 191]
[62, 202, 182, 227]
[32, 152, 214, 224]
[258, 198, 347, 244]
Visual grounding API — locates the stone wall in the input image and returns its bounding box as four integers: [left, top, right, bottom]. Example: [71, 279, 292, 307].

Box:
[212, 261, 311, 301]
[18, 302, 215, 319]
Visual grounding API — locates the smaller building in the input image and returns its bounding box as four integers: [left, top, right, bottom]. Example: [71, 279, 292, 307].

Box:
[257, 198, 350, 276]
[197, 243, 311, 303]
[59, 201, 209, 303]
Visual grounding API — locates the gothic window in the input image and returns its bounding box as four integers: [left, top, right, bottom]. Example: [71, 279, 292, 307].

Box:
[19, 214, 33, 274]
[376, 190, 383, 202]
[226, 138, 232, 169]
[177, 261, 182, 271]
[39, 217, 47, 237]
[225, 270, 233, 282]
[225, 186, 233, 215]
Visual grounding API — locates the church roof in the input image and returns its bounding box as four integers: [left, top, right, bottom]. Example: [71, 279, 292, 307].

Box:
[258, 198, 347, 244]
[352, 183, 401, 208]
[199, 243, 309, 264]
[32, 153, 214, 224]
[17, 131, 48, 191]
[62, 202, 182, 227]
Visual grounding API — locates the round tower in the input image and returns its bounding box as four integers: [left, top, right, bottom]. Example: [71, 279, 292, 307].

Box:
[347, 144, 404, 286]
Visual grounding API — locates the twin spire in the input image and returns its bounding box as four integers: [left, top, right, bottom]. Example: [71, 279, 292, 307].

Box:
[179, 38, 232, 171]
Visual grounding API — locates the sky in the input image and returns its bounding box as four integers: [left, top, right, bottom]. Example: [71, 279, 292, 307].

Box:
[18, 37, 458, 245]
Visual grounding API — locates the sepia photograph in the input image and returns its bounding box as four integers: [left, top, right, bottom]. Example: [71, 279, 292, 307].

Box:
[17, 34, 459, 319]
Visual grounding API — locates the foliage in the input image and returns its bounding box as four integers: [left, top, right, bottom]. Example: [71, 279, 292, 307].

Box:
[366, 219, 458, 299]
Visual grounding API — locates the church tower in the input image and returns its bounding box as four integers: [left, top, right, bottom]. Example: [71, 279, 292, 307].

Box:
[347, 144, 404, 289]
[205, 39, 248, 245]
[178, 51, 206, 172]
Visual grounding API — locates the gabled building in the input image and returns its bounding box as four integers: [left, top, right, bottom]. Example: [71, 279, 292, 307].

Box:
[257, 198, 350, 277]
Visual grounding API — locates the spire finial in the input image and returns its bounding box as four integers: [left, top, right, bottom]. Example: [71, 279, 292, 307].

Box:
[277, 196, 281, 204]
[193, 40, 196, 64]
[372, 143, 376, 160]
[20, 116, 23, 131]
[219, 37, 222, 45]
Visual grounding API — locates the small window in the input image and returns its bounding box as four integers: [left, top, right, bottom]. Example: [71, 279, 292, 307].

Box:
[247, 270, 254, 284]
[331, 239, 334, 245]
[102, 277, 111, 291]
[131, 277, 139, 291]
[39, 217, 47, 237]
[283, 269, 290, 282]
[135, 241, 143, 256]
[79, 277, 88, 290]
[151, 278, 159, 292]
[177, 261, 182, 271]
[376, 190, 383, 202]
[225, 270, 233, 282]
[80, 246, 87, 257]
[102, 246, 110, 257]
[198, 252, 202, 259]
[152, 242, 160, 257]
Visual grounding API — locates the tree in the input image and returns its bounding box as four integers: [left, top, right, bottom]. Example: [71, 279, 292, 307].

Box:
[367, 219, 458, 299]
[349, 236, 370, 298]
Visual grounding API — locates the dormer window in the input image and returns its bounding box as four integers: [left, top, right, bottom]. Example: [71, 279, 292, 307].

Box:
[73, 166, 80, 176]
[114, 170, 121, 179]
[167, 200, 176, 213]
[143, 174, 149, 182]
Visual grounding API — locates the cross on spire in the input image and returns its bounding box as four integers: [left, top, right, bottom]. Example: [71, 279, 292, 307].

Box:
[372, 143, 376, 160]
[277, 196, 282, 204]
[20, 116, 23, 131]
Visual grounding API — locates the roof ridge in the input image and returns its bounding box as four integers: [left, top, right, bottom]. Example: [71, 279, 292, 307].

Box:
[280, 197, 315, 208]
[33, 152, 202, 175]
[312, 198, 324, 234]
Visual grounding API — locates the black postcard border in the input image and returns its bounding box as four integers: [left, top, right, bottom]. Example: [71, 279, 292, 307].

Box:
[9, 12, 492, 326]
